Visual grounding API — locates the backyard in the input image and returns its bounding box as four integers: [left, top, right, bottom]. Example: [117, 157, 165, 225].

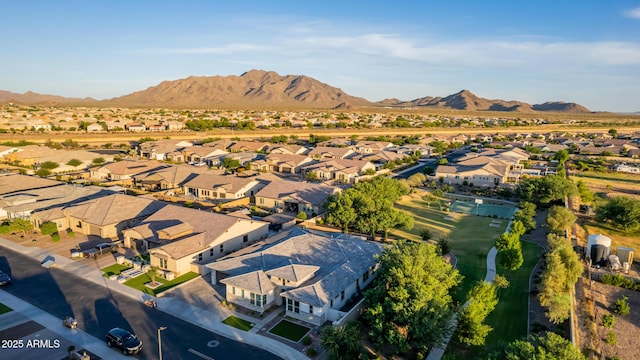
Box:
[392, 191, 543, 356]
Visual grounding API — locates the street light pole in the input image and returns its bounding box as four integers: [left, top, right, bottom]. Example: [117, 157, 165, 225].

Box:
[158, 326, 167, 360]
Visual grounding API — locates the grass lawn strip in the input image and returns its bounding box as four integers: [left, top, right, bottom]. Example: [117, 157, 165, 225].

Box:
[0, 302, 13, 314]
[222, 316, 254, 331]
[268, 319, 310, 342]
[101, 263, 132, 278]
[123, 271, 199, 295]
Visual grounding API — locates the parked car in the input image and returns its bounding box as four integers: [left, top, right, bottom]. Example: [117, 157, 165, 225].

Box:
[0, 270, 11, 286]
[105, 328, 143, 355]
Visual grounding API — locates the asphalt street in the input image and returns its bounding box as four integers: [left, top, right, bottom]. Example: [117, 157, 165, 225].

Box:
[0, 248, 282, 360]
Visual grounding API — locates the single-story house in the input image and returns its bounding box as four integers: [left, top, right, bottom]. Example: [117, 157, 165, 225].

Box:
[254, 179, 340, 216]
[184, 173, 266, 200]
[207, 229, 383, 325]
[124, 205, 269, 277]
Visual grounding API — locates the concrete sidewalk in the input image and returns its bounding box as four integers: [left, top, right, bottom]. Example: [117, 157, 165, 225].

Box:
[0, 237, 306, 360]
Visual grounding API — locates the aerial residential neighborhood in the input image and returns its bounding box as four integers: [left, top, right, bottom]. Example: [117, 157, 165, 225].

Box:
[2, 2, 640, 360]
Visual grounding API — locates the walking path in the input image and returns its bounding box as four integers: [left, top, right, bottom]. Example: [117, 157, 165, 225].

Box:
[0, 237, 306, 360]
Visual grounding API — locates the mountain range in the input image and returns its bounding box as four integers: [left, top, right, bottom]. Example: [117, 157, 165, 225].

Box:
[0, 70, 592, 113]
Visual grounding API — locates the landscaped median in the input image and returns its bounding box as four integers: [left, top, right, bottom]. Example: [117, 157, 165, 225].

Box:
[101, 263, 199, 296]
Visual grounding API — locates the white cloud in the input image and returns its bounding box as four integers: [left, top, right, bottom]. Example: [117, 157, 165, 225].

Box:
[625, 6, 640, 18]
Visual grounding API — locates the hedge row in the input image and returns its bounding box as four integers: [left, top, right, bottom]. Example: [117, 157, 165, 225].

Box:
[601, 274, 640, 292]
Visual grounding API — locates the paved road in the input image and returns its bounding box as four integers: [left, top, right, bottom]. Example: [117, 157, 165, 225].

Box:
[0, 249, 281, 360]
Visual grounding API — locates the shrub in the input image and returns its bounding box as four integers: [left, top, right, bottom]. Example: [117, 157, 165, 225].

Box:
[601, 314, 615, 329]
[601, 274, 640, 292]
[302, 335, 312, 346]
[419, 228, 432, 242]
[613, 296, 630, 316]
[306, 347, 317, 357]
[605, 331, 617, 345]
[40, 221, 58, 235]
[0, 224, 10, 234]
[51, 233, 61, 242]
[68, 231, 75, 238]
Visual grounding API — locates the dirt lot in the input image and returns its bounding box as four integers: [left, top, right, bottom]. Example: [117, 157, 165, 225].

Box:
[576, 277, 640, 360]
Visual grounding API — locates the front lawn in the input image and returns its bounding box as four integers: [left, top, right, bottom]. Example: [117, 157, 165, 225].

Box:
[0, 302, 13, 314]
[123, 271, 199, 295]
[268, 319, 310, 342]
[101, 263, 132, 278]
[222, 316, 254, 331]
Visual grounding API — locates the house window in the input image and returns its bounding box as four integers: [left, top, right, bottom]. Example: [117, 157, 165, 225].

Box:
[219, 244, 224, 253]
[287, 299, 299, 313]
[341, 290, 345, 300]
[259, 198, 264, 205]
[241, 289, 245, 298]
[243, 235, 248, 243]
[262, 294, 267, 306]
[250, 292, 256, 305]
[330, 299, 334, 307]
[363, 271, 369, 282]
[282, 279, 286, 286]
[159, 259, 167, 268]
[309, 305, 314, 314]
[198, 253, 203, 261]
[210, 248, 214, 257]
[232, 287, 236, 295]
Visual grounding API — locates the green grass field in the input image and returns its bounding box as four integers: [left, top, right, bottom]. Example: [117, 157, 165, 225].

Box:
[101, 263, 132, 277]
[123, 271, 200, 296]
[268, 319, 310, 342]
[222, 316, 254, 331]
[392, 193, 508, 303]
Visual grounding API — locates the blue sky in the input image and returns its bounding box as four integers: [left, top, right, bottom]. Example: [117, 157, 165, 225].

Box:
[2, 1, 640, 112]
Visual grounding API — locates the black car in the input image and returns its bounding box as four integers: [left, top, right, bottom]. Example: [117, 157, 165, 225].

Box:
[0, 270, 11, 286]
[105, 328, 143, 355]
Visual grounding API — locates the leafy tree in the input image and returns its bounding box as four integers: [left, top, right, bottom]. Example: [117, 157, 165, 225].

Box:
[516, 176, 577, 206]
[419, 228, 432, 242]
[514, 201, 537, 232]
[221, 157, 241, 170]
[437, 237, 451, 255]
[456, 281, 499, 346]
[325, 192, 358, 233]
[40, 222, 58, 235]
[596, 196, 640, 231]
[295, 211, 307, 220]
[608, 128, 618, 138]
[407, 173, 426, 187]
[10, 218, 34, 238]
[499, 332, 585, 360]
[35, 168, 51, 177]
[320, 322, 364, 360]
[363, 241, 462, 353]
[545, 206, 577, 235]
[40, 161, 59, 170]
[498, 247, 524, 271]
[576, 180, 594, 204]
[325, 177, 412, 239]
[305, 171, 318, 181]
[552, 150, 570, 165]
[538, 234, 582, 324]
[495, 223, 524, 271]
[66, 158, 83, 169]
[92, 157, 106, 165]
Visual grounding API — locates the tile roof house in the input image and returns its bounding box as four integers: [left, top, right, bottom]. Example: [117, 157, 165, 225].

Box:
[133, 164, 212, 191]
[184, 173, 266, 200]
[250, 154, 316, 175]
[435, 148, 530, 186]
[124, 205, 269, 277]
[307, 146, 356, 160]
[227, 141, 269, 153]
[0, 174, 63, 197]
[254, 179, 340, 216]
[266, 144, 309, 155]
[301, 159, 376, 183]
[0, 183, 114, 220]
[138, 139, 194, 160]
[207, 229, 383, 325]
[351, 140, 394, 154]
[90, 160, 170, 181]
[31, 194, 166, 242]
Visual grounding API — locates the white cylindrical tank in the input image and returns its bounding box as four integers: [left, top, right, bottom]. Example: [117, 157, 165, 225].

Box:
[586, 234, 612, 258]
[623, 262, 630, 274]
